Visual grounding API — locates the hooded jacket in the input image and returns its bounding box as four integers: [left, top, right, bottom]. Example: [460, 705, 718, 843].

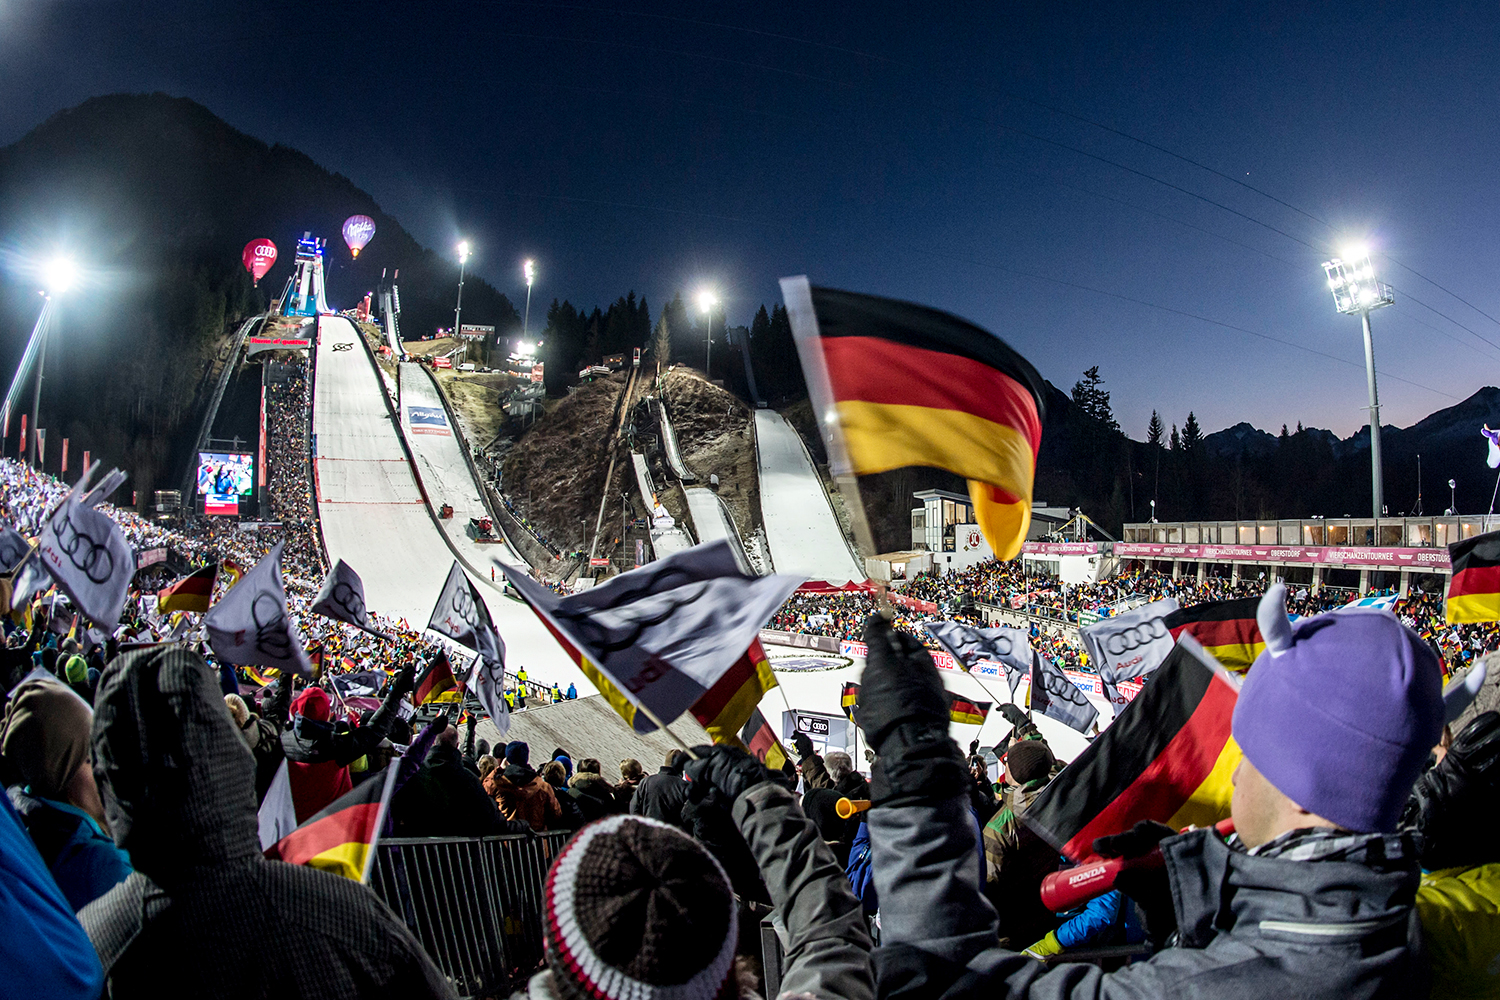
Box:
[566, 772, 619, 822]
[629, 762, 690, 828]
[79, 645, 454, 999]
[870, 787, 1426, 1000]
[280, 682, 404, 823]
[484, 761, 562, 832]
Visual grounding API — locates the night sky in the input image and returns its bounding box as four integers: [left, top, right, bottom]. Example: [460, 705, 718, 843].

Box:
[2, 1, 1497, 439]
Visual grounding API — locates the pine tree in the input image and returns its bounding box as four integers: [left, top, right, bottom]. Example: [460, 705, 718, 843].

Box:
[649, 314, 672, 366]
[1182, 412, 1202, 453]
[1146, 410, 1164, 448]
[1170, 424, 1180, 451]
[1147, 410, 1164, 508]
[1071, 366, 1119, 431]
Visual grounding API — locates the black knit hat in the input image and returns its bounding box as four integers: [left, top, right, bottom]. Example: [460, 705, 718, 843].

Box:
[543, 815, 738, 1000]
[1005, 738, 1055, 786]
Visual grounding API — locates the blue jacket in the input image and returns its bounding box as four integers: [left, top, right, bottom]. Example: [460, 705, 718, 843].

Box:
[8, 787, 132, 911]
[847, 821, 878, 913]
[0, 790, 103, 999]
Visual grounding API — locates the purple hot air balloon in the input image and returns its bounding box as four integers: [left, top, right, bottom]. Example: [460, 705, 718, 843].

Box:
[342, 215, 376, 258]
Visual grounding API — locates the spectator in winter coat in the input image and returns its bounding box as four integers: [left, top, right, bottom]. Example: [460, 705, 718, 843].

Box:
[856, 584, 1444, 1000]
[1402, 708, 1500, 998]
[614, 758, 645, 811]
[79, 645, 454, 998]
[541, 761, 586, 830]
[1, 675, 132, 910]
[517, 745, 873, 999]
[981, 738, 1059, 947]
[1021, 889, 1145, 961]
[567, 760, 619, 821]
[803, 751, 870, 867]
[846, 820, 878, 915]
[280, 663, 414, 822]
[393, 727, 529, 838]
[225, 680, 292, 804]
[485, 741, 562, 832]
[792, 732, 833, 790]
[629, 749, 690, 828]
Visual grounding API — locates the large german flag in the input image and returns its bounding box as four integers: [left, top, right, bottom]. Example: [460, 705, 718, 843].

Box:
[265, 766, 397, 881]
[690, 639, 779, 745]
[1447, 531, 1500, 623]
[782, 279, 1046, 560]
[737, 706, 789, 771]
[157, 563, 217, 614]
[1021, 639, 1242, 860]
[949, 694, 992, 726]
[1164, 597, 1263, 673]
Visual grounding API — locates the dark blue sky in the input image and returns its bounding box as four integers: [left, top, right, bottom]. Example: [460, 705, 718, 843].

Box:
[2, 1, 1497, 438]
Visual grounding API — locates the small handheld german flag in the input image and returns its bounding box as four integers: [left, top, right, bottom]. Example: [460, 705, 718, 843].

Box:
[1165, 597, 1264, 673]
[1447, 530, 1500, 623]
[413, 650, 462, 705]
[157, 563, 217, 614]
[781, 278, 1045, 561]
[265, 765, 399, 882]
[738, 707, 789, 771]
[949, 694, 992, 726]
[840, 682, 860, 722]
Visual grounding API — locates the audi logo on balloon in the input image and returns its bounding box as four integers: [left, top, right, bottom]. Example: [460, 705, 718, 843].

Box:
[1101, 618, 1170, 655]
[254, 245, 276, 258]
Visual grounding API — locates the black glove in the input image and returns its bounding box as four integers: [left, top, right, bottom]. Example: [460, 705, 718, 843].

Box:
[998, 703, 1029, 728]
[391, 661, 418, 699]
[857, 615, 950, 753]
[791, 732, 816, 761]
[1094, 821, 1177, 947]
[684, 744, 771, 803]
[859, 615, 968, 808]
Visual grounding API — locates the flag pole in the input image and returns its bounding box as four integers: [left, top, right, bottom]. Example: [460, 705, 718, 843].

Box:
[633, 700, 700, 760]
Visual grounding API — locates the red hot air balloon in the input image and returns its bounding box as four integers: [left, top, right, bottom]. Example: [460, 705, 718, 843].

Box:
[342, 215, 376, 258]
[242, 239, 277, 286]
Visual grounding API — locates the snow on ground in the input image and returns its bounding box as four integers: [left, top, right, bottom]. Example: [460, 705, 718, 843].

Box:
[312, 316, 587, 694]
[754, 409, 865, 584]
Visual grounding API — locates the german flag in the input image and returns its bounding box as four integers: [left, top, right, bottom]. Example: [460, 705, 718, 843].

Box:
[413, 650, 462, 705]
[157, 564, 217, 614]
[737, 706, 789, 771]
[1164, 597, 1263, 672]
[1021, 639, 1242, 860]
[244, 665, 279, 687]
[783, 280, 1045, 560]
[1447, 531, 1500, 623]
[265, 766, 397, 881]
[690, 639, 779, 745]
[840, 682, 860, 722]
[949, 694, 991, 726]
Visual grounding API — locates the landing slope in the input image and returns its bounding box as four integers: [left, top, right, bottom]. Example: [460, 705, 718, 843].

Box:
[312, 316, 582, 689]
[753, 409, 864, 583]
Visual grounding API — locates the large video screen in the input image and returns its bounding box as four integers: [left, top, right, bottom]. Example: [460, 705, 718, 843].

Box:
[198, 452, 253, 515]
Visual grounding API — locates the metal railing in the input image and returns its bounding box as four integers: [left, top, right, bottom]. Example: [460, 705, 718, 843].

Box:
[369, 831, 570, 999]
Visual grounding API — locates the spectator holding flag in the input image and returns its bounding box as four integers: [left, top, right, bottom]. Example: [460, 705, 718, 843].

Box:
[854, 586, 1444, 1000]
[80, 645, 454, 998]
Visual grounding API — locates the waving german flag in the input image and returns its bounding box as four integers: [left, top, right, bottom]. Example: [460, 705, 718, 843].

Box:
[266, 766, 398, 882]
[781, 278, 1045, 560]
[157, 563, 217, 614]
[1448, 531, 1500, 623]
[949, 694, 992, 726]
[1165, 597, 1263, 673]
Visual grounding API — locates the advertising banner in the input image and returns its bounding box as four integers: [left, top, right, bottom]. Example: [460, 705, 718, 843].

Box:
[458, 324, 494, 339]
[406, 405, 450, 436]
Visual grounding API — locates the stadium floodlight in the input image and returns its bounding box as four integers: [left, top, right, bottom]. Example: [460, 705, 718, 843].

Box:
[1321, 248, 1394, 522]
[42, 256, 77, 296]
[453, 240, 471, 360]
[522, 259, 536, 342]
[696, 290, 719, 375]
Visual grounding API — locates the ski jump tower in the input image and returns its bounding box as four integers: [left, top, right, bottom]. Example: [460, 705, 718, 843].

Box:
[278, 232, 331, 317]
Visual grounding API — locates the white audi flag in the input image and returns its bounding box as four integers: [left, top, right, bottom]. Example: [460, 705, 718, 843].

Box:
[923, 619, 1032, 697]
[427, 561, 506, 669]
[204, 541, 313, 676]
[468, 652, 511, 738]
[1078, 597, 1180, 686]
[311, 559, 391, 640]
[0, 523, 31, 573]
[36, 463, 135, 629]
[1029, 649, 1100, 735]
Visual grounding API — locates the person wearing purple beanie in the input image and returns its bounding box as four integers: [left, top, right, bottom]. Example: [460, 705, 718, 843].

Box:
[853, 582, 1445, 1000]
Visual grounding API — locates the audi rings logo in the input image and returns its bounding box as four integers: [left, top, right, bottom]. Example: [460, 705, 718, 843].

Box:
[251, 592, 293, 660]
[332, 342, 353, 351]
[254, 245, 276, 258]
[329, 581, 366, 624]
[47, 506, 115, 584]
[1101, 618, 1170, 656]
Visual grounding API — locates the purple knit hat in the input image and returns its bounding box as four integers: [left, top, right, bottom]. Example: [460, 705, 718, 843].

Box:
[1232, 584, 1444, 833]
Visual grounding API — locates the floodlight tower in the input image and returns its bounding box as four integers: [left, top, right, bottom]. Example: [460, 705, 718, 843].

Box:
[454, 240, 471, 360]
[1322, 248, 1394, 521]
[522, 259, 536, 342]
[696, 289, 718, 376]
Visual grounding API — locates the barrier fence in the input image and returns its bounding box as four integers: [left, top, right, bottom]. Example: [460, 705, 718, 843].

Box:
[369, 831, 570, 999]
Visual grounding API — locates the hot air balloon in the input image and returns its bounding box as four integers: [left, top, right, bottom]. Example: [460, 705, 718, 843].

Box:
[342, 215, 376, 258]
[241, 239, 277, 286]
